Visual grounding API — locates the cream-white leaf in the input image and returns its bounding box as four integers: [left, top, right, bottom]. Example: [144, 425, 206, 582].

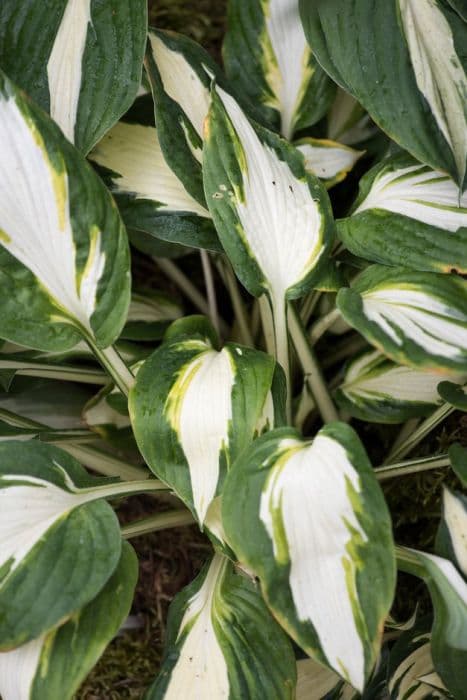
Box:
[215, 86, 324, 304]
[362, 287, 467, 360]
[262, 0, 312, 139]
[296, 657, 354, 700]
[398, 0, 467, 184]
[355, 164, 467, 231]
[259, 435, 367, 690]
[341, 351, 464, 404]
[148, 32, 210, 142]
[165, 348, 235, 524]
[327, 89, 376, 145]
[89, 122, 209, 217]
[0, 95, 105, 332]
[0, 469, 98, 583]
[46, 0, 92, 143]
[389, 636, 447, 700]
[443, 488, 467, 577]
[127, 293, 182, 324]
[0, 635, 43, 700]
[297, 139, 363, 183]
[164, 554, 229, 699]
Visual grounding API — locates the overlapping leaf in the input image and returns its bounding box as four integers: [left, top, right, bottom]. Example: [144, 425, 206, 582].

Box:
[222, 423, 396, 691]
[89, 120, 221, 252]
[338, 154, 467, 273]
[145, 29, 226, 205]
[0, 440, 158, 649]
[296, 658, 355, 699]
[0, 542, 137, 700]
[397, 545, 467, 698]
[0, 71, 130, 352]
[223, 0, 335, 139]
[300, 0, 467, 190]
[336, 350, 465, 424]
[296, 137, 363, 188]
[387, 618, 450, 700]
[146, 554, 296, 699]
[337, 266, 467, 374]
[203, 84, 334, 369]
[130, 328, 284, 540]
[438, 381, 467, 412]
[0, 0, 146, 153]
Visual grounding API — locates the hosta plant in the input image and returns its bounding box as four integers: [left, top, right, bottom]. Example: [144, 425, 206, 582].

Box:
[0, 0, 466, 698]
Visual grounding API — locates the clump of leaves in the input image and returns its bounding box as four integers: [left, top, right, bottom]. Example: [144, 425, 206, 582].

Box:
[0, 1, 466, 699]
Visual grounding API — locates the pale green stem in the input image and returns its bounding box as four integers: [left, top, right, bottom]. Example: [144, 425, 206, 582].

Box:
[300, 290, 322, 326]
[40, 430, 98, 444]
[77, 477, 167, 502]
[375, 454, 450, 481]
[271, 296, 292, 423]
[288, 303, 339, 424]
[121, 510, 195, 539]
[84, 338, 134, 397]
[0, 408, 45, 429]
[155, 257, 229, 336]
[60, 444, 149, 481]
[0, 407, 149, 481]
[389, 418, 420, 456]
[309, 307, 341, 345]
[258, 294, 275, 356]
[321, 335, 368, 369]
[0, 361, 108, 385]
[200, 249, 220, 337]
[217, 259, 254, 346]
[395, 545, 426, 578]
[250, 299, 261, 341]
[384, 403, 455, 464]
[155, 257, 209, 314]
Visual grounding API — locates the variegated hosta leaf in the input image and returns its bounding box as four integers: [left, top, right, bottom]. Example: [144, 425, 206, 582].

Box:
[448, 444, 467, 490]
[203, 85, 334, 340]
[338, 154, 467, 273]
[83, 384, 131, 439]
[336, 350, 466, 424]
[296, 137, 364, 189]
[300, 0, 467, 190]
[0, 541, 137, 700]
[337, 266, 467, 374]
[0, 0, 146, 153]
[0, 377, 94, 432]
[146, 553, 296, 700]
[129, 334, 283, 541]
[0, 439, 158, 649]
[397, 547, 467, 699]
[223, 0, 335, 139]
[388, 619, 450, 700]
[296, 658, 355, 700]
[121, 290, 183, 342]
[327, 89, 378, 146]
[0, 72, 130, 352]
[222, 423, 396, 691]
[439, 488, 467, 579]
[89, 121, 221, 252]
[438, 381, 467, 412]
[145, 29, 226, 206]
